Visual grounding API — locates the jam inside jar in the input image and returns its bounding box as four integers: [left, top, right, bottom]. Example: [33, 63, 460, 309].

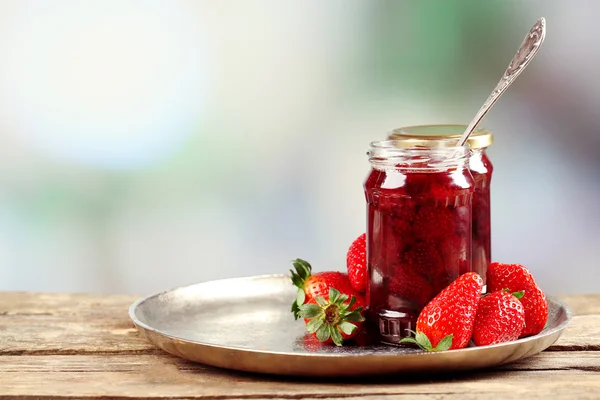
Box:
[388, 125, 493, 287]
[469, 147, 493, 284]
[364, 141, 474, 344]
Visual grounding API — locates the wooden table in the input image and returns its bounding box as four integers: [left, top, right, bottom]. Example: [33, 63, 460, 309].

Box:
[1, 292, 599, 399]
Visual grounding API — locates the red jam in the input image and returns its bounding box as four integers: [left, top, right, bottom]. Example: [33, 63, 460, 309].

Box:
[470, 149, 493, 283]
[387, 125, 494, 286]
[364, 144, 474, 344]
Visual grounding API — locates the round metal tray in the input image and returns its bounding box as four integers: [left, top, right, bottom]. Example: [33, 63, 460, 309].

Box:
[129, 274, 572, 377]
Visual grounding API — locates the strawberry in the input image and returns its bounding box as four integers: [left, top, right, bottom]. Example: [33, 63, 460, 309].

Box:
[403, 240, 444, 276]
[472, 290, 526, 346]
[487, 262, 549, 337]
[440, 234, 470, 276]
[388, 265, 433, 308]
[400, 272, 483, 351]
[290, 259, 363, 320]
[346, 233, 367, 293]
[389, 215, 415, 252]
[412, 204, 454, 240]
[298, 287, 365, 346]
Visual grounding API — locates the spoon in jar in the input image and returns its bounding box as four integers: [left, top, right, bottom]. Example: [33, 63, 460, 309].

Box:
[455, 17, 546, 148]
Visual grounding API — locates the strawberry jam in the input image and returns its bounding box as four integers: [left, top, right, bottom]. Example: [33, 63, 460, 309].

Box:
[469, 148, 493, 282]
[388, 125, 493, 286]
[364, 141, 474, 344]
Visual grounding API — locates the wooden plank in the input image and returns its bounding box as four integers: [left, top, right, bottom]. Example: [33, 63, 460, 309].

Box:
[1, 353, 599, 399]
[0, 291, 138, 316]
[1, 313, 597, 355]
[548, 315, 600, 351]
[0, 314, 156, 354]
[495, 351, 600, 371]
[2, 352, 599, 374]
[0, 292, 154, 354]
[0, 292, 598, 399]
[557, 294, 600, 316]
[0, 294, 598, 355]
[1, 292, 596, 318]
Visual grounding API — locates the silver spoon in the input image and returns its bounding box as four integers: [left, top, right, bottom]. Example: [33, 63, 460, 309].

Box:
[456, 17, 546, 148]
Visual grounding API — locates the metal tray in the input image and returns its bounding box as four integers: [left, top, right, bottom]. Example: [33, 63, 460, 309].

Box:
[129, 274, 572, 377]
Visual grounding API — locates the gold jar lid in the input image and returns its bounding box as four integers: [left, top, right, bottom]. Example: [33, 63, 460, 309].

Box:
[387, 124, 493, 149]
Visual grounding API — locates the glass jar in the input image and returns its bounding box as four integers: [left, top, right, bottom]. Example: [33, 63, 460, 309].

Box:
[364, 141, 474, 344]
[388, 125, 493, 286]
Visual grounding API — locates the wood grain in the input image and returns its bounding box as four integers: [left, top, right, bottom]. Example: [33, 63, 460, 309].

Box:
[549, 315, 600, 351]
[0, 314, 156, 354]
[557, 294, 600, 315]
[9, 311, 596, 356]
[0, 292, 593, 317]
[0, 292, 155, 355]
[0, 292, 598, 399]
[0, 292, 597, 355]
[2, 353, 600, 399]
[0, 291, 138, 316]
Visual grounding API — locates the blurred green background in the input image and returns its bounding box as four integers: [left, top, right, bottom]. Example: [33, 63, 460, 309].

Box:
[0, 0, 597, 295]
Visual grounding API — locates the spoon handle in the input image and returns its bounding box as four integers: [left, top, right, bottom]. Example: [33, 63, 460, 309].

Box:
[456, 17, 546, 147]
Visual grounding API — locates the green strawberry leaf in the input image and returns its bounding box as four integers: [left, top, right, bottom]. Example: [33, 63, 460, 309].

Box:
[315, 296, 328, 307]
[291, 300, 301, 320]
[400, 331, 435, 352]
[415, 331, 433, 351]
[298, 304, 323, 319]
[399, 337, 419, 345]
[346, 295, 356, 309]
[432, 334, 453, 352]
[328, 287, 340, 303]
[512, 290, 525, 299]
[338, 321, 357, 336]
[316, 324, 330, 343]
[330, 326, 344, 346]
[296, 289, 306, 307]
[290, 259, 312, 287]
[290, 270, 302, 288]
[344, 308, 365, 323]
[337, 293, 349, 304]
[306, 317, 324, 334]
[294, 258, 312, 272]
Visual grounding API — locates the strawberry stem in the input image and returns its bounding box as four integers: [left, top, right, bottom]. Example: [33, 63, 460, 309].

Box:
[290, 258, 313, 320]
[400, 330, 453, 352]
[298, 287, 364, 347]
[500, 288, 525, 299]
[323, 304, 340, 326]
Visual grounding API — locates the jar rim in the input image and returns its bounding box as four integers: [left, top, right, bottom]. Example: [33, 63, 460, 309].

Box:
[368, 140, 470, 171]
[387, 124, 493, 149]
[369, 140, 470, 153]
